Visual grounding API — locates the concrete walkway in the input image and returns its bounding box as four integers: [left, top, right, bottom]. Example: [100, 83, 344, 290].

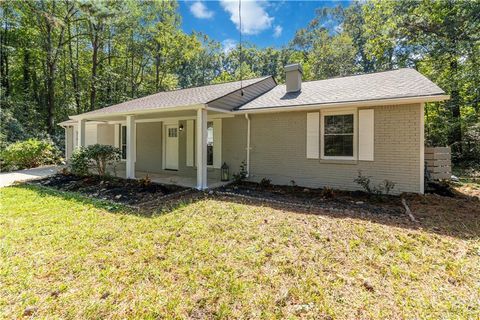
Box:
[0, 165, 62, 188]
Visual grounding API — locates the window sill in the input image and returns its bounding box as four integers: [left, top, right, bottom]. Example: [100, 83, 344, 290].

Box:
[319, 159, 358, 165]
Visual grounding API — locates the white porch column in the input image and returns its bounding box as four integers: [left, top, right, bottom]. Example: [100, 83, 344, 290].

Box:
[126, 115, 136, 179]
[77, 119, 86, 148]
[196, 108, 207, 190]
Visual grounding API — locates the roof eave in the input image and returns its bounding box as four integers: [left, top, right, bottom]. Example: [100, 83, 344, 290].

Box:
[235, 94, 450, 114]
[69, 103, 206, 120]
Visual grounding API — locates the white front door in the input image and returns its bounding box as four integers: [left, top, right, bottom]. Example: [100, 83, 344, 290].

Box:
[165, 125, 179, 170]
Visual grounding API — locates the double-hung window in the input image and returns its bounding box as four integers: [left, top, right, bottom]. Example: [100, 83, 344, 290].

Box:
[322, 112, 355, 159]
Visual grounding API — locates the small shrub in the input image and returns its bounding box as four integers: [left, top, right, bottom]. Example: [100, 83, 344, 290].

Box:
[0, 139, 61, 170]
[321, 186, 335, 198]
[354, 171, 396, 195]
[70, 148, 90, 176]
[139, 175, 152, 188]
[69, 144, 121, 177]
[259, 178, 272, 189]
[84, 144, 121, 176]
[233, 161, 248, 182]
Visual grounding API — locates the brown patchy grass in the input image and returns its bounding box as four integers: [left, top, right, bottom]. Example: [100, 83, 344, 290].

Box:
[1, 185, 479, 319]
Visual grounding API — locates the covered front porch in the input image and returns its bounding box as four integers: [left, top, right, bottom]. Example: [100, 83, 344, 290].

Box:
[116, 169, 227, 189]
[63, 105, 235, 190]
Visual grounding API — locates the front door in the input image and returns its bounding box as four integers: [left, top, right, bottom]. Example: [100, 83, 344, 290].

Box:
[165, 125, 179, 170]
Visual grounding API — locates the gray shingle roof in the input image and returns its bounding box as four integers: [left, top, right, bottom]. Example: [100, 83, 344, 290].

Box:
[80, 76, 270, 116]
[237, 69, 446, 111]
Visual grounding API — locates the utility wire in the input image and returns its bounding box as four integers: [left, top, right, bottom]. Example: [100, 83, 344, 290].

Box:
[239, 0, 244, 95]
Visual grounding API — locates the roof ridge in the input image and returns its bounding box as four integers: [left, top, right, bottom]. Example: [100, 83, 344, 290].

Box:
[291, 68, 414, 85]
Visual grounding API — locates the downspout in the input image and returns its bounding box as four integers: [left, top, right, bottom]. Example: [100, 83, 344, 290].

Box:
[245, 113, 250, 177]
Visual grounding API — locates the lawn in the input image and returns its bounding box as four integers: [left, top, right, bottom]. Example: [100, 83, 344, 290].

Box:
[1, 185, 479, 319]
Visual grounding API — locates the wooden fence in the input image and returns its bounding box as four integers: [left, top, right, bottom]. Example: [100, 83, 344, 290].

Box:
[425, 147, 451, 180]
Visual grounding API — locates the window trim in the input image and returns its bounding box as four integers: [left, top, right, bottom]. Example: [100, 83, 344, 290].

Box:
[320, 109, 357, 161]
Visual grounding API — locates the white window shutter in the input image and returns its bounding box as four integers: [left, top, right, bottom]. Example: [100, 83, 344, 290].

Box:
[306, 112, 319, 159]
[186, 120, 194, 167]
[359, 109, 374, 161]
[213, 119, 222, 168]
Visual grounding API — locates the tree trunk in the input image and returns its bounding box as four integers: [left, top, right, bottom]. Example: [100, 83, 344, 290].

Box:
[67, 21, 81, 114]
[90, 29, 99, 111]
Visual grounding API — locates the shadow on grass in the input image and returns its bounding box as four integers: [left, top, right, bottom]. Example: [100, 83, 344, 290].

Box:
[209, 192, 480, 240]
[12, 183, 480, 240]
[15, 184, 134, 215]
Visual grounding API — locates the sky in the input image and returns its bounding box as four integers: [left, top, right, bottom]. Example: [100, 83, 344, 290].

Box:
[178, 1, 351, 50]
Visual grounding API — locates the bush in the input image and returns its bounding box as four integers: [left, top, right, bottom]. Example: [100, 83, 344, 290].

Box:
[69, 144, 121, 177]
[259, 177, 272, 188]
[70, 148, 90, 176]
[1, 139, 61, 170]
[85, 144, 121, 176]
[233, 161, 248, 182]
[354, 171, 396, 195]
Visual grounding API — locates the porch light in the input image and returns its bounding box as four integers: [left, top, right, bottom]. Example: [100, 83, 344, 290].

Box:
[179, 124, 184, 132]
[221, 162, 229, 181]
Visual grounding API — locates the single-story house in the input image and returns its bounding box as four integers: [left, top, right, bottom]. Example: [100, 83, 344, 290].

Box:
[60, 64, 449, 194]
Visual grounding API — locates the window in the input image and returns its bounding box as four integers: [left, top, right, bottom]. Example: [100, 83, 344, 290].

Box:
[120, 125, 127, 160]
[168, 127, 177, 138]
[207, 121, 213, 166]
[323, 113, 354, 158]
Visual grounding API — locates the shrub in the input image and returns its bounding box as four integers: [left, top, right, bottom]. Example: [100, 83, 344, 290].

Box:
[139, 175, 152, 188]
[1, 139, 61, 170]
[354, 171, 396, 195]
[70, 148, 90, 176]
[233, 161, 248, 182]
[69, 144, 121, 177]
[321, 186, 335, 198]
[84, 144, 121, 176]
[259, 178, 272, 188]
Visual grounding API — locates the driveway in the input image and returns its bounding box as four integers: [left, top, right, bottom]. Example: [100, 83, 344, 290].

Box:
[0, 165, 62, 188]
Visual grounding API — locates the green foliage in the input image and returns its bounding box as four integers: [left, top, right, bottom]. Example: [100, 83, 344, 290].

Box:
[259, 178, 272, 189]
[69, 144, 121, 177]
[354, 171, 396, 195]
[70, 148, 90, 176]
[1, 139, 61, 170]
[233, 161, 248, 182]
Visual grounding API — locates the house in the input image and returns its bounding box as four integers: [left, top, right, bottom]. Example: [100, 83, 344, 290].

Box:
[59, 65, 449, 194]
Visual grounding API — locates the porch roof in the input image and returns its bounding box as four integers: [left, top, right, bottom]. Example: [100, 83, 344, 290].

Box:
[72, 76, 270, 118]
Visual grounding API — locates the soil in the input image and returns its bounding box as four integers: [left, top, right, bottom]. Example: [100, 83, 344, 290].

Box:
[217, 181, 406, 215]
[30, 173, 188, 206]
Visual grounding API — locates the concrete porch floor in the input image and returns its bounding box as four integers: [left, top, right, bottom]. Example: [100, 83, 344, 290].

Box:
[116, 169, 228, 189]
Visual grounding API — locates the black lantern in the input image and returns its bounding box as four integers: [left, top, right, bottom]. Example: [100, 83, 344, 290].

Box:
[221, 162, 229, 181]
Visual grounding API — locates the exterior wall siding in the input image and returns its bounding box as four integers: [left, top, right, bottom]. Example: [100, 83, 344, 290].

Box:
[222, 116, 248, 176]
[135, 122, 163, 173]
[97, 124, 115, 146]
[246, 104, 421, 194]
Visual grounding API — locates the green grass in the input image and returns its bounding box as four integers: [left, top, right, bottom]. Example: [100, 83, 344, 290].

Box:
[1, 185, 479, 319]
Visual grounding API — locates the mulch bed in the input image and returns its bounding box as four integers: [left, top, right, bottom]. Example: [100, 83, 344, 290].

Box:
[29, 174, 188, 206]
[216, 181, 406, 216]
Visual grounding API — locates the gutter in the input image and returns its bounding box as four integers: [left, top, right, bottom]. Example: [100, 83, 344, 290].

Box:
[245, 113, 251, 178]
